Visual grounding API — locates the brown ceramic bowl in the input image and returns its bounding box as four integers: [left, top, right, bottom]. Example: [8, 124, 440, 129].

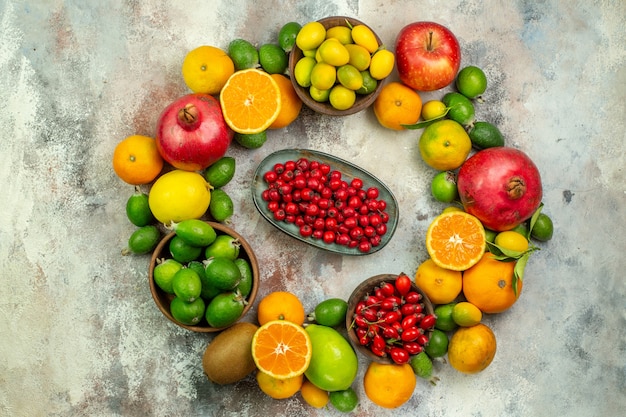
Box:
[288, 16, 385, 116]
[148, 221, 259, 333]
[346, 274, 434, 364]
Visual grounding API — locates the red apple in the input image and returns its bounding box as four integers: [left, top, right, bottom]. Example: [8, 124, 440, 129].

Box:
[395, 22, 461, 91]
[156, 93, 233, 171]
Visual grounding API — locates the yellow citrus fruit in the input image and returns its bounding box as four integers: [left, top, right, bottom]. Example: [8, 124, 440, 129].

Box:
[317, 38, 350, 66]
[300, 379, 329, 408]
[442, 206, 464, 214]
[419, 119, 472, 170]
[112, 135, 163, 185]
[329, 85, 356, 110]
[351, 24, 378, 53]
[256, 371, 303, 400]
[251, 320, 312, 380]
[325, 25, 353, 44]
[219, 69, 281, 134]
[344, 43, 371, 71]
[373, 82, 422, 130]
[448, 323, 497, 374]
[369, 49, 395, 80]
[363, 362, 416, 409]
[296, 21, 326, 51]
[257, 291, 306, 325]
[462, 252, 521, 313]
[181, 45, 234, 95]
[310, 62, 337, 91]
[148, 170, 211, 224]
[414, 258, 462, 304]
[452, 301, 483, 327]
[425, 211, 486, 271]
[294, 56, 317, 88]
[494, 230, 529, 253]
[268, 74, 302, 129]
[421, 100, 447, 120]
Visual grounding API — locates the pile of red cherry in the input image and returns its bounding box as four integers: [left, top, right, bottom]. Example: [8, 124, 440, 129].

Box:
[350, 274, 436, 364]
[260, 157, 391, 253]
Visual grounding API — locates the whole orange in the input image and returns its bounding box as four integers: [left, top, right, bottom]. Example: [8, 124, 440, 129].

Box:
[462, 252, 521, 313]
[414, 258, 462, 304]
[373, 82, 422, 130]
[363, 362, 416, 409]
[182, 45, 234, 95]
[112, 135, 163, 185]
[269, 74, 303, 129]
[448, 323, 497, 374]
[257, 291, 306, 325]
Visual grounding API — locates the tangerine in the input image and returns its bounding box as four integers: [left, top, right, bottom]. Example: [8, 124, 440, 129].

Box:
[425, 211, 486, 271]
[251, 320, 312, 380]
[257, 291, 306, 325]
[418, 119, 472, 171]
[219, 69, 281, 134]
[268, 74, 302, 129]
[448, 323, 497, 374]
[363, 362, 416, 409]
[181, 45, 234, 95]
[112, 135, 163, 185]
[373, 82, 422, 130]
[300, 379, 329, 408]
[462, 252, 521, 313]
[256, 371, 303, 400]
[414, 258, 462, 304]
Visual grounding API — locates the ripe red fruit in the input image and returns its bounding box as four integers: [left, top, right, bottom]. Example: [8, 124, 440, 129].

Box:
[156, 93, 233, 171]
[457, 147, 543, 231]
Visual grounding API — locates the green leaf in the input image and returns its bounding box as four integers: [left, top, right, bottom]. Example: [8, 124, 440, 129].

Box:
[512, 252, 531, 297]
[528, 203, 544, 236]
[486, 241, 525, 260]
[401, 107, 452, 130]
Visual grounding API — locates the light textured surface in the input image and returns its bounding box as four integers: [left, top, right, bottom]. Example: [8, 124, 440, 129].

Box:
[1, 1, 625, 416]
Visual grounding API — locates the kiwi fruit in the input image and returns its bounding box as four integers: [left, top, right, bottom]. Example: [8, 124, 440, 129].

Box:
[202, 322, 259, 384]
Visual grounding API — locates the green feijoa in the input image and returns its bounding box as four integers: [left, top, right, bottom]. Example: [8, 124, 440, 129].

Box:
[410, 351, 433, 379]
[170, 296, 206, 326]
[205, 291, 245, 328]
[311, 298, 348, 327]
[204, 234, 241, 260]
[153, 258, 183, 294]
[204, 156, 236, 188]
[234, 131, 267, 149]
[209, 189, 234, 223]
[204, 257, 242, 290]
[234, 258, 253, 297]
[424, 328, 449, 358]
[124, 225, 160, 255]
[442, 92, 475, 126]
[169, 235, 202, 263]
[172, 219, 217, 247]
[228, 38, 260, 71]
[188, 260, 220, 300]
[456, 65, 488, 99]
[278, 21, 302, 53]
[126, 188, 154, 227]
[468, 121, 505, 149]
[171, 268, 203, 303]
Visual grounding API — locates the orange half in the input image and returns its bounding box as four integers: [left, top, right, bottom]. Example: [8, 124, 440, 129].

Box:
[426, 211, 486, 271]
[219, 69, 281, 134]
[251, 320, 312, 380]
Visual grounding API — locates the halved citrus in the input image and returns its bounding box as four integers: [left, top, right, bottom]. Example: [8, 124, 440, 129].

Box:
[219, 69, 281, 134]
[426, 211, 486, 271]
[251, 320, 312, 380]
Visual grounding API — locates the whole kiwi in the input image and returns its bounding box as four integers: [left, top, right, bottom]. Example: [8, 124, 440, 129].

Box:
[202, 322, 259, 384]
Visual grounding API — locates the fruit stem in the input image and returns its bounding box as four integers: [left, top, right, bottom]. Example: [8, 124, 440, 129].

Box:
[178, 103, 200, 129]
[427, 31, 434, 52]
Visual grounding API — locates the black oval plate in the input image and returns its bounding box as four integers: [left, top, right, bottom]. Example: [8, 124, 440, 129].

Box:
[252, 149, 399, 256]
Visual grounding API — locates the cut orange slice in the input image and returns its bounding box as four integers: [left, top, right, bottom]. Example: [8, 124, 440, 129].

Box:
[425, 211, 486, 271]
[219, 69, 281, 134]
[251, 320, 312, 380]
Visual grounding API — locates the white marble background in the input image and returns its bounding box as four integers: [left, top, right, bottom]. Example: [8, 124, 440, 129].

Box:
[0, 0, 624, 416]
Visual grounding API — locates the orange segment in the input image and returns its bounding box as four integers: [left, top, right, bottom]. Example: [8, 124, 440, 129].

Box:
[219, 69, 281, 134]
[426, 211, 486, 271]
[252, 320, 312, 380]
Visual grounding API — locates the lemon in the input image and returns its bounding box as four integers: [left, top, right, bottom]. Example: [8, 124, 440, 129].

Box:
[494, 230, 529, 253]
[418, 119, 472, 171]
[421, 100, 447, 121]
[294, 56, 316, 88]
[317, 38, 350, 66]
[452, 302, 483, 327]
[296, 21, 326, 51]
[148, 170, 212, 224]
[329, 85, 356, 111]
[336, 64, 363, 90]
[344, 43, 371, 71]
[310, 62, 336, 90]
[278, 21, 302, 53]
[309, 86, 330, 102]
[369, 49, 395, 80]
[351, 24, 378, 53]
[325, 25, 352, 44]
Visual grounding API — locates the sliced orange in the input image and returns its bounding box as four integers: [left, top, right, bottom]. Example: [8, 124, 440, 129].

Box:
[219, 69, 281, 134]
[251, 320, 312, 380]
[426, 211, 486, 271]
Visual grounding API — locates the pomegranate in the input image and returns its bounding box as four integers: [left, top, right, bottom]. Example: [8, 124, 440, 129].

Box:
[457, 147, 542, 231]
[156, 93, 233, 171]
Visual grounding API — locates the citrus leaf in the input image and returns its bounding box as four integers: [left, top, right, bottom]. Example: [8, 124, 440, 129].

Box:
[401, 107, 452, 130]
[512, 252, 530, 297]
[486, 241, 525, 259]
[528, 203, 544, 237]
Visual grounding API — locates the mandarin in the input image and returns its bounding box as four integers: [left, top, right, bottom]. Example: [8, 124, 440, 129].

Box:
[268, 74, 302, 129]
[462, 252, 521, 313]
[112, 135, 163, 185]
[373, 82, 422, 130]
[257, 291, 306, 325]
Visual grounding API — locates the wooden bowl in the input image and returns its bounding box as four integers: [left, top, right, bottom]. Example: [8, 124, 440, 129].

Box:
[288, 16, 385, 116]
[345, 274, 435, 364]
[148, 221, 259, 333]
